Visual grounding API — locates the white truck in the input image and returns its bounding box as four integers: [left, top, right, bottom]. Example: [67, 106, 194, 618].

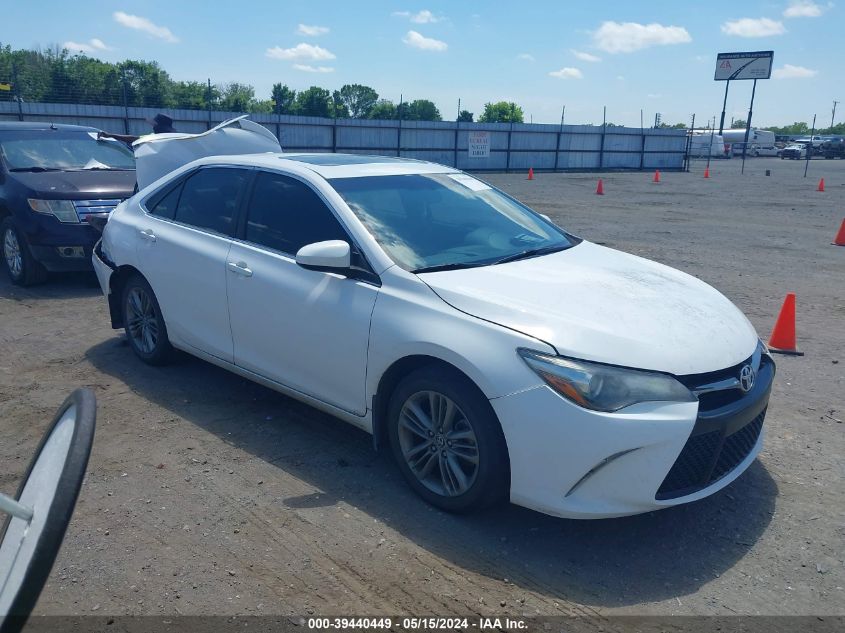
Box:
[688, 132, 726, 158]
[722, 128, 777, 157]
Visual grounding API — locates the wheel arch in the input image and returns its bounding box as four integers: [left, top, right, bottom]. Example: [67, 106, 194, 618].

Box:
[107, 264, 146, 329]
[371, 354, 496, 452]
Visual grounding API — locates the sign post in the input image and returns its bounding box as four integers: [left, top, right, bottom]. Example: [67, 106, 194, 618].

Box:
[714, 51, 773, 172]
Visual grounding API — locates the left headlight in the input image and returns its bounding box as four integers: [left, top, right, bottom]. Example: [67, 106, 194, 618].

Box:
[518, 348, 696, 413]
[28, 199, 79, 223]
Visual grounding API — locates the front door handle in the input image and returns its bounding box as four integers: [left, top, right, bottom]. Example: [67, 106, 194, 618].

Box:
[139, 228, 156, 242]
[227, 261, 253, 277]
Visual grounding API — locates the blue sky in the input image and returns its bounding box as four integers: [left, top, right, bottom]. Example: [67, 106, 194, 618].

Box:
[4, 0, 842, 127]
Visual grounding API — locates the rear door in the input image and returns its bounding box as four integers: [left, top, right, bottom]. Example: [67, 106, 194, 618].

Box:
[226, 170, 379, 415]
[137, 166, 251, 362]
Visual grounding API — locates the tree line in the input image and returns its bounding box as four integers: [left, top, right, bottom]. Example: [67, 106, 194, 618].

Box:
[0, 44, 529, 123]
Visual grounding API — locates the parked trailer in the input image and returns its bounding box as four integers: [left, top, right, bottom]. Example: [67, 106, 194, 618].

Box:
[721, 129, 777, 157]
[688, 132, 726, 158]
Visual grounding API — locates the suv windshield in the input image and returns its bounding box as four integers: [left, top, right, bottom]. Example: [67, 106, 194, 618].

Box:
[0, 130, 135, 171]
[330, 173, 576, 272]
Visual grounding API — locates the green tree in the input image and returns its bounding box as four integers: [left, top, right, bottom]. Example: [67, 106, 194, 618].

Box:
[171, 80, 210, 109]
[479, 101, 524, 123]
[457, 109, 473, 122]
[218, 82, 255, 112]
[120, 60, 172, 107]
[731, 119, 747, 129]
[337, 83, 378, 118]
[368, 99, 397, 120]
[401, 99, 441, 121]
[294, 86, 333, 117]
[270, 83, 296, 114]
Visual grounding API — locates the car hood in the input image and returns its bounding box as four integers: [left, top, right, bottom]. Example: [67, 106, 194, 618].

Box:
[420, 241, 758, 376]
[9, 170, 135, 199]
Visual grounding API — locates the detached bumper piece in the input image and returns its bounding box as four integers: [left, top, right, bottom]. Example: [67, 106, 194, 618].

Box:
[657, 353, 775, 500]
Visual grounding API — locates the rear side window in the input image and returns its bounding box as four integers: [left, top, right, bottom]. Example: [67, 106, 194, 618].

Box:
[147, 183, 182, 220]
[174, 167, 250, 236]
[245, 171, 349, 255]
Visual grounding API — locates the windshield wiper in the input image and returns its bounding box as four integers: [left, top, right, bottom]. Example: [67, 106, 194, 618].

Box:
[493, 244, 571, 265]
[411, 261, 490, 274]
[9, 166, 62, 172]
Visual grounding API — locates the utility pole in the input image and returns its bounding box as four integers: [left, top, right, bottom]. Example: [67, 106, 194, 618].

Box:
[832, 100, 839, 131]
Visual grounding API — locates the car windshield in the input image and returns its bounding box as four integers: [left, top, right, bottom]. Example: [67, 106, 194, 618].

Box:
[330, 173, 576, 272]
[0, 130, 135, 171]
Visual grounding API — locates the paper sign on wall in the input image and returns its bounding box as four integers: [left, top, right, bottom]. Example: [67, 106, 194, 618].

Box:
[468, 131, 490, 158]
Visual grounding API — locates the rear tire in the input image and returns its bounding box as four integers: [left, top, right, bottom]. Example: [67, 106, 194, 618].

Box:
[121, 274, 172, 365]
[2, 218, 48, 286]
[387, 366, 509, 513]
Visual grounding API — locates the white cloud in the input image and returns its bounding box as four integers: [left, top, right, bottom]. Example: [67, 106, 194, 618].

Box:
[773, 64, 818, 78]
[516, 53, 535, 62]
[571, 49, 601, 62]
[548, 67, 583, 79]
[720, 18, 786, 37]
[402, 30, 448, 51]
[297, 24, 329, 36]
[593, 21, 691, 53]
[783, 1, 827, 17]
[393, 10, 442, 23]
[113, 11, 178, 42]
[63, 38, 112, 54]
[265, 43, 336, 61]
[293, 64, 335, 73]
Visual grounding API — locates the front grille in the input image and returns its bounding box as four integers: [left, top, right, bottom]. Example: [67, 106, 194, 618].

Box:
[73, 199, 122, 222]
[656, 408, 766, 500]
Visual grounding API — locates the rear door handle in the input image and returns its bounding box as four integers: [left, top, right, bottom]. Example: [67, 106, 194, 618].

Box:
[227, 261, 253, 277]
[139, 228, 156, 242]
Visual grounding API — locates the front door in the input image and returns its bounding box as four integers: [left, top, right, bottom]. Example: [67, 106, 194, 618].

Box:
[226, 171, 378, 415]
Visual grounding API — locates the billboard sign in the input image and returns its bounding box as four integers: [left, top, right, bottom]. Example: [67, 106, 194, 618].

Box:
[468, 131, 490, 158]
[714, 51, 774, 81]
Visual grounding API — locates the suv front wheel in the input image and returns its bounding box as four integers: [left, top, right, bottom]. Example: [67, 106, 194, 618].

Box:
[2, 217, 47, 286]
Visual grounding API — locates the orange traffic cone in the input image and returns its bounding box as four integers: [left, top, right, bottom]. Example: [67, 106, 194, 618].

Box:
[596, 179, 604, 195]
[817, 178, 825, 192]
[703, 167, 710, 179]
[768, 293, 804, 356]
[527, 167, 534, 180]
[653, 169, 661, 183]
[833, 218, 845, 246]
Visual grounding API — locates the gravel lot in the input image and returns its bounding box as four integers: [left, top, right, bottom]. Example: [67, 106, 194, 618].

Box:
[1, 157, 843, 618]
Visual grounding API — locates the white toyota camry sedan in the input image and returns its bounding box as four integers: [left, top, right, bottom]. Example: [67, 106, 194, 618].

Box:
[93, 152, 775, 519]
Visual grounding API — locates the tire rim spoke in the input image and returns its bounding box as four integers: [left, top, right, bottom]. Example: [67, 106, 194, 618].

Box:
[397, 390, 480, 498]
[127, 287, 158, 354]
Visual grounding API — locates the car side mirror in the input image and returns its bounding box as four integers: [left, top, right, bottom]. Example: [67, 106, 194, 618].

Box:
[539, 213, 552, 222]
[295, 240, 351, 273]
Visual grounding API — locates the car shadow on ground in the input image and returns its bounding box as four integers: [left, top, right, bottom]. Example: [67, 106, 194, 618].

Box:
[0, 272, 101, 302]
[86, 337, 778, 609]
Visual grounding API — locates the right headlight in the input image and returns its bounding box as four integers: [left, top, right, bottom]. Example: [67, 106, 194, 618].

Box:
[518, 348, 695, 413]
[28, 199, 79, 223]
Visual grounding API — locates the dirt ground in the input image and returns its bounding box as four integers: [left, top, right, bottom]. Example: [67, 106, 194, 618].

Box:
[1, 157, 843, 618]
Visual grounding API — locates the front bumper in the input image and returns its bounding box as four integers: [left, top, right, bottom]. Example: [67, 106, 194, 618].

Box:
[91, 240, 115, 297]
[492, 355, 774, 519]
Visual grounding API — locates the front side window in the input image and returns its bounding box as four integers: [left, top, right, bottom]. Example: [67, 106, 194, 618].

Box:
[174, 168, 250, 236]
[245, 171, 349, 255]
[330, 173, 576, 272]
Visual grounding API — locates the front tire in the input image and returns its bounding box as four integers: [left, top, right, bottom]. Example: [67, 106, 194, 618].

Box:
[122, 274, 172, 365]
[387, 366, 509, 513]
[2, 218, 48, 286]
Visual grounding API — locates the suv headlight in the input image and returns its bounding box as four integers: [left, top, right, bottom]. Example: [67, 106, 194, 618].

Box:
[518, 348, 695, 412]
[28, 199, 79, 223]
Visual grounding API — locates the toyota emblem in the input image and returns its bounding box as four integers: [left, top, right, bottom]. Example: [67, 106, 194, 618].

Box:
[739, 365, 755, 393]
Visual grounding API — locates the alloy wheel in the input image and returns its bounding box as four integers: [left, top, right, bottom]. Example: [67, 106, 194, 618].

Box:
[4, 227, 23, 279]
[125, 287, 159, 355]
[397, 390, 480, 497]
